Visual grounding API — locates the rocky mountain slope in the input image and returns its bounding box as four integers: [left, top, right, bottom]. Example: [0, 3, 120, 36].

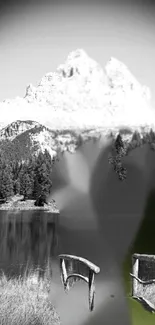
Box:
[0, 120, 40, 141]
[0, 119, 103, 162]
[0, 49, 155, 179]
[0, 119, 155, 184]
[0, 120, 66, 161]
[0, 48, 154, 131]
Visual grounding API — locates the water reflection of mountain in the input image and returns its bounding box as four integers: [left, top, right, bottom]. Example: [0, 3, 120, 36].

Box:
[0, 211, 59, 277]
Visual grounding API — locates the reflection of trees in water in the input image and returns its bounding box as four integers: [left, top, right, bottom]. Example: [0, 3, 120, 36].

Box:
[0, 211, 59, 276]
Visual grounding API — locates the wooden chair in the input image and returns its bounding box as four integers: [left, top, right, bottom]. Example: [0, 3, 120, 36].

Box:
[59, 254, 100, 311]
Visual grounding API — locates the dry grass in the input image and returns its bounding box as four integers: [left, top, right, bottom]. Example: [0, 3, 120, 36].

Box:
[0, 264, 61, 325]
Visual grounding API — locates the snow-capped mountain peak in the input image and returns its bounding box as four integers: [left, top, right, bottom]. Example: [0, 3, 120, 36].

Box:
[105, 56, 151, 101]
[0, 48, 154, 131]
[57, 48, 105, 79]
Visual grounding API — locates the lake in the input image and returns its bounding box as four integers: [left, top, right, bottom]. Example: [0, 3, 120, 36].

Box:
[0, 210, 59, 278]
[0, 208, 133, 325]
[0, 205, 155, 325]
[1, 143, 155, 324]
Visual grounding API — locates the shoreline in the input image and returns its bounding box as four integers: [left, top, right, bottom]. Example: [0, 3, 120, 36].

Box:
[0, 207, 60, 213]
[0, 195, 60, 214]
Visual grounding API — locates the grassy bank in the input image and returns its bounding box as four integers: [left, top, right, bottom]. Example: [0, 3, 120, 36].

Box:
[0, 257, 154, 325]
[0, 266, 60, 325]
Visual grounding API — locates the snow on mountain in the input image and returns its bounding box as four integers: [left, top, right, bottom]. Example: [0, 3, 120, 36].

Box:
[0, 118, 155, 171]
[0, 120, 40, 141]
[0, 48, 154, 131]
[0, 120, 104, 161]
[105, 57, 151, 100]
[0, 118, 155, 189]
[0, 123, 5, 130]
[0, 49, 155, 175]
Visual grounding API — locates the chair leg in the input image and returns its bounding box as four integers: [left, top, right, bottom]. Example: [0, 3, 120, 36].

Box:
[88, 270, 95, 311]
[60, 258, 69, 292]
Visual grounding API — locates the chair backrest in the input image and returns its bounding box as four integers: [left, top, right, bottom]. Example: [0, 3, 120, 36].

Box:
[59, 254, 100, 311]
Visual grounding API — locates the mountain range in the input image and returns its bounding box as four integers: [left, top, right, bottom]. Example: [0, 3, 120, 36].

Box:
[0, 48, 154, 131]
[0, 49, 155, 173]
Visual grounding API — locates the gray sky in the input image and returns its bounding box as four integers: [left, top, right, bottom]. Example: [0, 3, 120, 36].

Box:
[0, 0, 155, 107]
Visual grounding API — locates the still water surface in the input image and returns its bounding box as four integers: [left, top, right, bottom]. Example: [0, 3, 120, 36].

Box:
[0, 209, 130, 325]
[0, 210, 59, 278]
[0, 204, 149, 325]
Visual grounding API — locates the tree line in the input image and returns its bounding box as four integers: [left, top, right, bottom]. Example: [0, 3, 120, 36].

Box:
[0, 149, 54, 205]
[1, 129, 155, 202]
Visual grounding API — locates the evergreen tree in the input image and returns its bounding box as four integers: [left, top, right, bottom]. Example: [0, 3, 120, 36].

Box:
[142, 132, 152, 144]
[33, 150, 53, 205]
[132, 131, 142, 146]
[14, 178, 21, 195]
[0, 154, 5, 171]
[33, 177, 42, 200]
[0, 149, 53, 203]
[22, 173, 33, 200]
[0, 164, 14, 199]
[115, 134, 124, 155]
[18, 163, 26, 196]
[130, 140, 136, 150]
[18, 161, 34, 199]
[11, 160, 21, 195]
[149, 129, 155, 142]
[77, 134, 83, 149]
